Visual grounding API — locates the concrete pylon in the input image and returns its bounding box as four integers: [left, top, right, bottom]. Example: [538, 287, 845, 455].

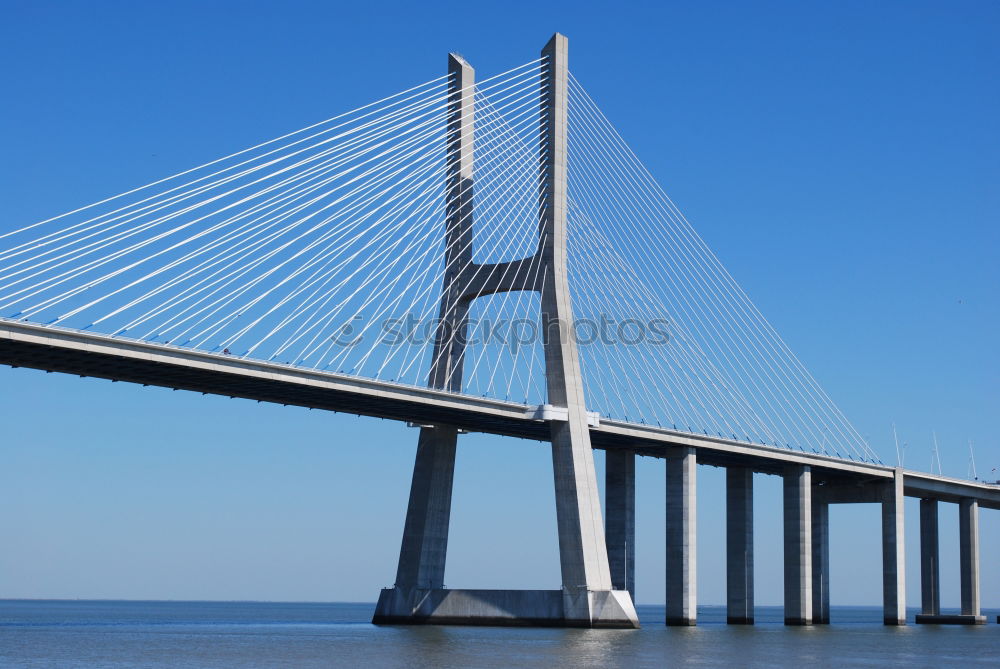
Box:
[390, 53, 474, 594]
[373, 34, 638, 629]
[539, 33, 635, 627]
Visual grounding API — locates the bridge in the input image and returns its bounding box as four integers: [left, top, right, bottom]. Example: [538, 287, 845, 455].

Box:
[1, 33, 994, 628]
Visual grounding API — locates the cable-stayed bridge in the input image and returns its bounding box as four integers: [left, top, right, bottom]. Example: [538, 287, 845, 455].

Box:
[1, 34, 995, 628]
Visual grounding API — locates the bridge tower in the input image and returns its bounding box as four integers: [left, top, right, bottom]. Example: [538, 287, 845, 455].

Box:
[372, 33, 639, 628]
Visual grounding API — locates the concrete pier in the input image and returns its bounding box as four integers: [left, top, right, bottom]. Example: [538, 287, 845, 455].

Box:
[605, 450, 635, 601]
[811, 498, 830, 624]
[665, 447, 697, 625]
[726, 467, 754, 624]
[881, 469, 906, 625]
[959, 498, 984, 621]
[919, 499, 940, 616]
[783, 465, 812, 625]
[915, 497, 985, 625]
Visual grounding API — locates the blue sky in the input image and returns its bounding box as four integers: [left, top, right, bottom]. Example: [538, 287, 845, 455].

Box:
[0, 0, 997, 608]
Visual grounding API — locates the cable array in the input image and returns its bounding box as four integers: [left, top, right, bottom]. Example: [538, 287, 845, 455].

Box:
[0, 57, 879, 463]
[0, 60, 549, 402]
[456, 80, 548, 403]
[566, 72, 880, 462]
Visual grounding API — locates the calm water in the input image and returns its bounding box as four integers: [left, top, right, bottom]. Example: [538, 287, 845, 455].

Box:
[1, 600, 996, 668]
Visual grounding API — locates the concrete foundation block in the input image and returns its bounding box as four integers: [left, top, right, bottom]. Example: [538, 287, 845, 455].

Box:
[372, 587, 640, 628]
[915, 614, 986, 625]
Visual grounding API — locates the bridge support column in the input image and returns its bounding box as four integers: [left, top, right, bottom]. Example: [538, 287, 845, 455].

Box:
[665, 447, 696, 626]
[783, 465, 812, 625]
[726, 466, 753, 624]
[919, 499, 940, 616]
[811, 497, 830, 624]
[959, 498, 982, 619]
[881, 469, 906, 625]
[605, 450, 635, 601]
[916, 496, 985, 624]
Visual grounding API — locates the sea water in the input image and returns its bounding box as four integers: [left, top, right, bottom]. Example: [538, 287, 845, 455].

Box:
[1, 600, 996, 668]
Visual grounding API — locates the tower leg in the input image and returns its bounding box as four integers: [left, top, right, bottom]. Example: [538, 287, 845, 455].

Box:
[726, 466, 754, 624]
[665, 447, 696, 626]
[393, 427, 458, 589]
[539, 33, 636, 629]
[388, 48, 475, 596]
[783, 465, 812, 625]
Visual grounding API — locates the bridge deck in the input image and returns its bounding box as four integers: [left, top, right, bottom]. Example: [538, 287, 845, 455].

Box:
[2, 319, 998, 509]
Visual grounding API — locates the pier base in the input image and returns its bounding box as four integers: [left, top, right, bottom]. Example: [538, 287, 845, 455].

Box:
[914, 614, 986, 625]
[372, 587, 640, 628]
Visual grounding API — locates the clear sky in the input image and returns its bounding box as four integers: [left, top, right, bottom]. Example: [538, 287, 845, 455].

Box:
[1, 0, 997, 608]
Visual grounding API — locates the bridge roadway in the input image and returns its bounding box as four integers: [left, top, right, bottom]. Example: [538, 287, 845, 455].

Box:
[2, 317, 997, 509]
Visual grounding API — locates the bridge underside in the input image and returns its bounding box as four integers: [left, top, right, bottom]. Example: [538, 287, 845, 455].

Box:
[0, 324, 546, 441]
[0, 324, 889, 479]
